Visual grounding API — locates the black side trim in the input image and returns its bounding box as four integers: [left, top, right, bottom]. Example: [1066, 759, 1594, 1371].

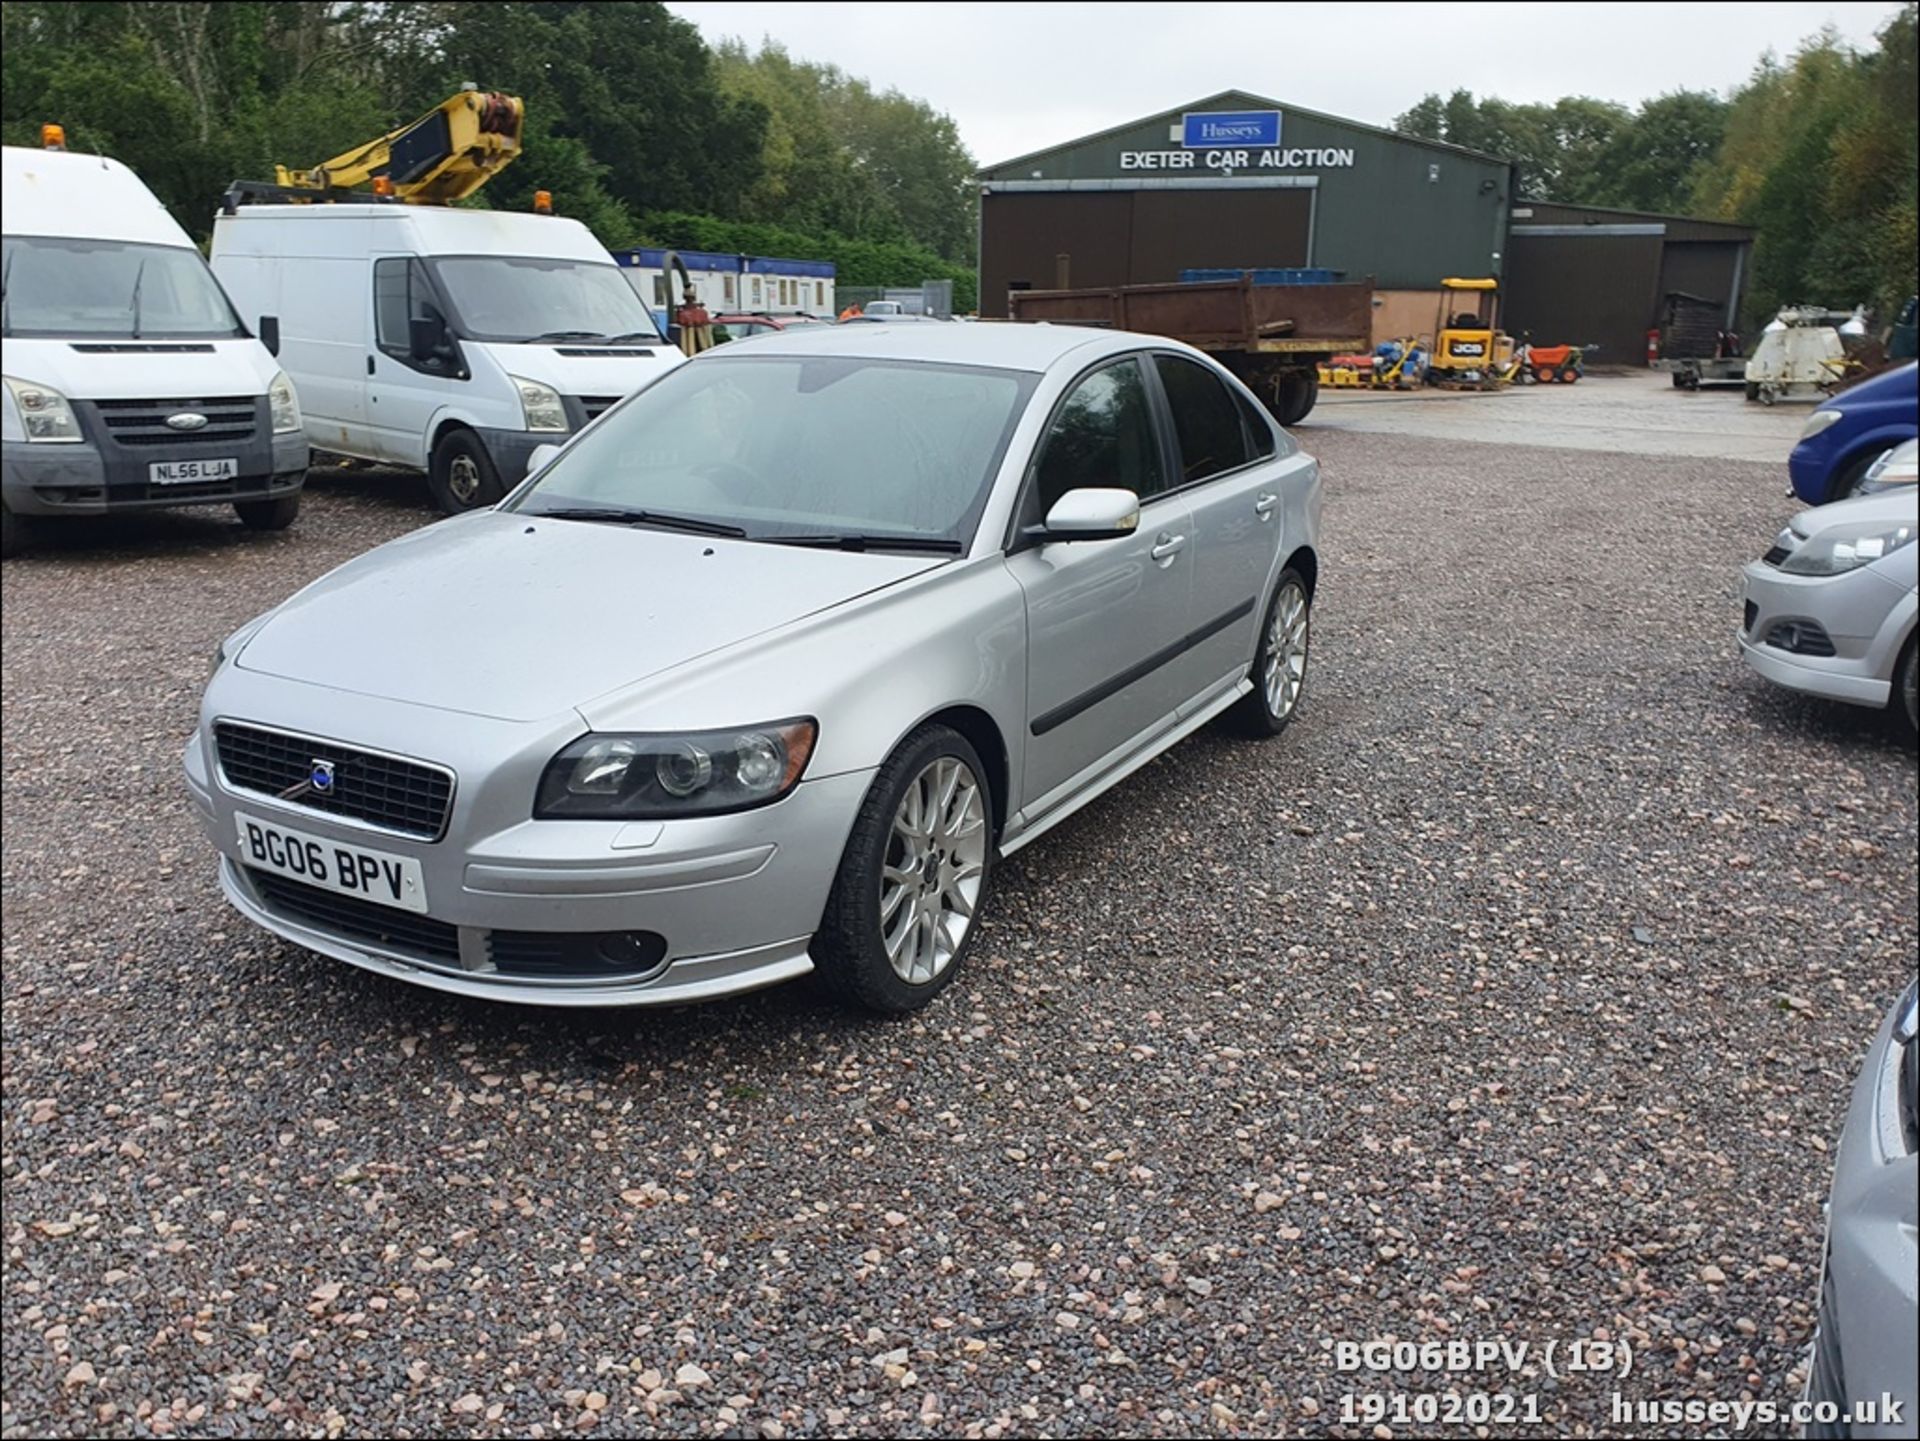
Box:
[1030, 597, 1255, 737]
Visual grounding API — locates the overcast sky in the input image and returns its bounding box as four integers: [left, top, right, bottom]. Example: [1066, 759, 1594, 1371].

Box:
[667, 1, 1904, 167]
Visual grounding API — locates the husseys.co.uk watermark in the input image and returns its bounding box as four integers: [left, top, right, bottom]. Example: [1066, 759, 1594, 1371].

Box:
[1330, 1336, 1905, 1432]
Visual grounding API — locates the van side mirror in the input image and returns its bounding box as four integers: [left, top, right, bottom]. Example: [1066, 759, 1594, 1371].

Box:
[527, 443, 561, 476]
[408, 315, 447, 363]
[1041, 487, 1140, 541]
[258, 315, 280, 357]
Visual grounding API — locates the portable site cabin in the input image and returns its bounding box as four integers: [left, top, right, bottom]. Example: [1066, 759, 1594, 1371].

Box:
[612, 248, 836, 318]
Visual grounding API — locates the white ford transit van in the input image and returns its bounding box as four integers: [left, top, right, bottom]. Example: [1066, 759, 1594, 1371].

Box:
[2, 140, 307, 557]
[211, 203, 684, 512]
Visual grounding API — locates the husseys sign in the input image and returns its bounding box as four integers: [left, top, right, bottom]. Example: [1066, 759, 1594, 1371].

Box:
[1119, 108, 1356, 172]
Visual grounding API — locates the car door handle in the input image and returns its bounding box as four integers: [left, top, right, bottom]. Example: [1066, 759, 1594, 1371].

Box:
[1150, 532, 1186, 564]
[1254, 492, 1279, 519]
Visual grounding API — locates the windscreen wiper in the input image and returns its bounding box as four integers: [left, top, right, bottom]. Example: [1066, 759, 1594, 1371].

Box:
[760, 532, 963, 553]
[524, 506, 747, 537]
[526, 330, 607, 343]
[129, 257, 147, 340]
[602, 331, 662, 345]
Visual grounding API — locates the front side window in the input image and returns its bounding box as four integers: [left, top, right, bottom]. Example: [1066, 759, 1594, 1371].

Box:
[428, 255, 662, 343]
[507, 354, 1036, 548]
[1027, 358, 1167, 523]
[1153, 354, 1250, 484]
[372, 256, 449, 363]
[2, 236, 243, 340]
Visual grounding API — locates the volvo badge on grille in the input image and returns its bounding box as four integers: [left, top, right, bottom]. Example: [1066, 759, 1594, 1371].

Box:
[309, 759, 336, 793]
[166, 412, 209, 431]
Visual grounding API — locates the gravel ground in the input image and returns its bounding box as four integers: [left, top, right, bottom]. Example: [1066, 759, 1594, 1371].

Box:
[3, 437, 1914, 1439]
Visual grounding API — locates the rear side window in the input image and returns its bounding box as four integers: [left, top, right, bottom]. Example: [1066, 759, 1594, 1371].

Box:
[1029, 358, 1168, 518]
[1153, 354, 1251, 483]
[1235, 388, 1277, 458]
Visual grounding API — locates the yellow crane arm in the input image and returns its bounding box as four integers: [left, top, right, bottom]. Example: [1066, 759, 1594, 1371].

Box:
[274, 89, 524, 204]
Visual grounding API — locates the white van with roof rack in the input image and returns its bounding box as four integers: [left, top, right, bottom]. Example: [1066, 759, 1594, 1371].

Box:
[2, 132, 307, 557]
[211, 200, 684, 513]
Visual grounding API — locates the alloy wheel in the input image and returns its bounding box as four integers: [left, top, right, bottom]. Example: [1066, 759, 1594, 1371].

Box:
[1262, 581, 1310, 719]
[879, 756, 988, 985]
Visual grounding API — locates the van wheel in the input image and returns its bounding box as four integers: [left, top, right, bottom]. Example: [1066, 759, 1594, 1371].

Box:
[234, 494, 300, 531]
[814, 724, 992, 1014]
[1273, 371, 1319, 426]
[429, 430, 504, 514]
[0, 499, 32, 558]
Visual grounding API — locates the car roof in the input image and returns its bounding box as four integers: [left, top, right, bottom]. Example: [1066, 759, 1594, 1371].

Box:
[710, 320, 1140, 372]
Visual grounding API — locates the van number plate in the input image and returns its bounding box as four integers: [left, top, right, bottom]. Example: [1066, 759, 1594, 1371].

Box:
[151, 457, 238, 484]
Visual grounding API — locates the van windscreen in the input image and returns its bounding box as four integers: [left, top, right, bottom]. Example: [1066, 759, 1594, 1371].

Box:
[2, 236, 244, 340]
[428, 255, 664, 345]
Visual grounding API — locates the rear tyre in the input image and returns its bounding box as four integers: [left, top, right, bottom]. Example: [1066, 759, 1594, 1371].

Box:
[1891, 635, 1918, 749]
[1745, 381, 1761, 402]
[429, 429, 505, 514]
[1556, 365, 1580, 384]
[814, 725, 992, 1015]
[1273, 370, 1319, 427]
[0, 498, 31, 558]
[234, 494, 300, 531]
[1230, 568, 1312, 737]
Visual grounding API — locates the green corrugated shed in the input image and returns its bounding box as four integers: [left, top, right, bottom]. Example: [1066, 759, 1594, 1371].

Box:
[977, 90, 1515, 314]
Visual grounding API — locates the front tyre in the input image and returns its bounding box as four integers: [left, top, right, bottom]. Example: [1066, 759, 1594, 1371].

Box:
[815, 725, 992, 1014]
[1891, 635, 1918, 749]
[1231, 568, 1312, 737]
[429, 429, 505, 514]
[234, 494, 300, 531]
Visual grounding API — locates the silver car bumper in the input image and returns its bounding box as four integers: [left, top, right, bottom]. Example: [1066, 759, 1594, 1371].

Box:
[185, 723, 874, 1007]
[1807, 985, 1918, 1437]
[1739, 559, 1912, 709]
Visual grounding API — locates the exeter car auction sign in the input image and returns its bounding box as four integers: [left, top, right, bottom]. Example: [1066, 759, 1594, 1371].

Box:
[1120, 109, 1356, 172]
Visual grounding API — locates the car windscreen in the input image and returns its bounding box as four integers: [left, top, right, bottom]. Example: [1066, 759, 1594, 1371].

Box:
[506, 353, 1036, 547]
[2, 235, 245, 339]
[427, 255, 664, 343]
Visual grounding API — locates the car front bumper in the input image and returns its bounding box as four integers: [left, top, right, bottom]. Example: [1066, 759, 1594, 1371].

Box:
[184, 716, 874, 1008]
[1738, 559, 1910, 709]
[1808, 986, 1918, 1438]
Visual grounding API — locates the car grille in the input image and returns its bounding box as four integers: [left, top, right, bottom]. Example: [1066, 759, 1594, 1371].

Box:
[1743, 600, 1757, 633]
[92, 396, 258, 448]
[1762, 544, 1792, 566]
[214, 722, 454, 840]
[577, 395, 623, 423]
[248, 868, 461, 964]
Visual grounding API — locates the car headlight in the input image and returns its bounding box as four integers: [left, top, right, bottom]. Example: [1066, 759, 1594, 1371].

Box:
[535, 720, 817, 819]
[3, 376, 83, 443]
[1798, 408, 1843, 442]
[267, 371, 301, 434]
[510, 375, 568, 433]
[1778, 518, 1918, 575]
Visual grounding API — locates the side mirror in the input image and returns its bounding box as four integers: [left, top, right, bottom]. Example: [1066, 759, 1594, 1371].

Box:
[527, 442, 561, 477]
[408, 314, 447, 363]
[1041, 487, 1140, 541]
[257, 314, 280, 357]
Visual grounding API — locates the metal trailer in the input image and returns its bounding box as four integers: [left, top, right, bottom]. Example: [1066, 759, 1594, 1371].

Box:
[1006, 273, 1373, 425]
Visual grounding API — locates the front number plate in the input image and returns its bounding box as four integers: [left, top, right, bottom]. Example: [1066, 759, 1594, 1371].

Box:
[235, 811, 428, 913]
[151, 457, 238, 484]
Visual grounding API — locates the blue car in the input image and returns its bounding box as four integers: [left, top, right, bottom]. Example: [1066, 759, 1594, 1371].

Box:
[1789, 362, 1918, 505]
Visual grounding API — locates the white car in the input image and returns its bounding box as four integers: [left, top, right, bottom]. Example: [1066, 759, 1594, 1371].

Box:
[1740, 471, 1919, 744]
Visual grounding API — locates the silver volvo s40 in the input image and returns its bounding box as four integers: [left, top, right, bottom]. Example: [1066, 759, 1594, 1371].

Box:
[184, 324, 1321, 1012]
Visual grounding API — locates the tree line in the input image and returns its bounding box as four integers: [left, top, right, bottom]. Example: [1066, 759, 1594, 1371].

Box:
[0, 1, 979, 307]
[1395, 4, 1918, 323]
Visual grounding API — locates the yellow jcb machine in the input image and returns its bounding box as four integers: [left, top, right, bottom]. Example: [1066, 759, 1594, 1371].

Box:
[1428, 277, 1509, 389]
[227, 86, 525, 207]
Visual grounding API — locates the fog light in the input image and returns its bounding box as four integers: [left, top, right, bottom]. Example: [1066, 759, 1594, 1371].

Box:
[595, 931, 668, 973]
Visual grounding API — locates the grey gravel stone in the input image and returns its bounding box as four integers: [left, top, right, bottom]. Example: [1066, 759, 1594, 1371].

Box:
[2, 441, 1914, 1437]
